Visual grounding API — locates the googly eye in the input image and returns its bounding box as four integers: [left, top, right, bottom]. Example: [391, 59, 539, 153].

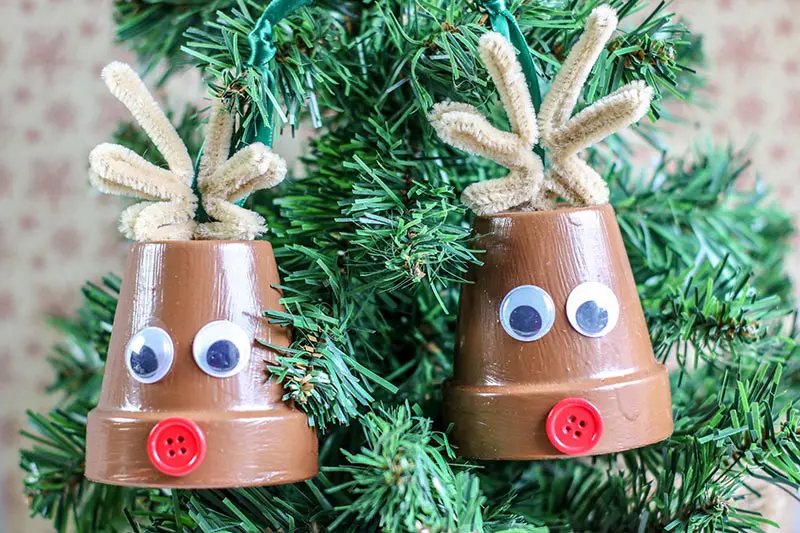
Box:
[125, 327, 174, 384]
[193, 320, 251, 378]
[566, 282, 620, 337]
[499, 285, 556, 342]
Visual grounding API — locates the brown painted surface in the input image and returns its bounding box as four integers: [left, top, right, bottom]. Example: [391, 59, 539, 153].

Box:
[445, 204, 673, 459]
[86, 240, 318, 488]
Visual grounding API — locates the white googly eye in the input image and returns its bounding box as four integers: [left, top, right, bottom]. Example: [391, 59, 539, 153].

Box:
[566, 282, 620, 338]
[499, 285, 556, 342]
[125, 327, 174, 384]
[193, 320, 251, 378]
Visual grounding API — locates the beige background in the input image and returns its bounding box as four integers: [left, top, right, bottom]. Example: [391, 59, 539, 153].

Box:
[1, 0, 799, 531]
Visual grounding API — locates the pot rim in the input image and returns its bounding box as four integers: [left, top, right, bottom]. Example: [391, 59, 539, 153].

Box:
[476, 202, 614, 220]
[126, 239, 274, 248]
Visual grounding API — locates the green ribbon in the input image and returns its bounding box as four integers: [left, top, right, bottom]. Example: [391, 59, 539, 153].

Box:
[481, 0, 542, 112]
[192, 0, 310, 217]
[245, 0, 312, 148]
[481, 0, 544, 160]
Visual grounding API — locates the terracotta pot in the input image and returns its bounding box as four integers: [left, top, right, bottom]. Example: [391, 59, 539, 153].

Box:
[86, 241, 318, 488]
[445, 204, 673, 459]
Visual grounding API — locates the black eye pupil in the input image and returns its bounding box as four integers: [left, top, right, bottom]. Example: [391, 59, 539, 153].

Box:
[206, 340, 240, 372]
[576, 300, 609, 334]
[509, 305, 542, 337]
[130, 345, 159, 377]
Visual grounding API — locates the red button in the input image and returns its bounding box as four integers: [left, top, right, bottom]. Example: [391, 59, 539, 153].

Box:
[545, 398, 603, 455]
[147, 417, 206, 476]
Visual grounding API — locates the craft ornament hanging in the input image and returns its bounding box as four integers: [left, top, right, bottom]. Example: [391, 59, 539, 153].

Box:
[430, 5, 674, 459]
[84, 63, 318, 488]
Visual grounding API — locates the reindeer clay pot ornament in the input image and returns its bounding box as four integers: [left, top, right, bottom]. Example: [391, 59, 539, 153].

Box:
[430, 5, 673, 459]
[84, 63, 318, 487]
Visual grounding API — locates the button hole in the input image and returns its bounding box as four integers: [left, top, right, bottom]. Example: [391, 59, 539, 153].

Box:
[178, 436, 185, 443]
[168, 450, 176, 457]
[564, 426, 571, 433]
[180, 448, 187, 455]
[579, 420, 586, 428]
[568, 416, 576, 423]
[166, 438, 173, 445]
[574, 431, 582, 439]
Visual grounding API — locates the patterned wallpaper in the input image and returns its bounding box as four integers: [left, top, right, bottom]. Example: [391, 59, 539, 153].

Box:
[1, 0, 798, 531]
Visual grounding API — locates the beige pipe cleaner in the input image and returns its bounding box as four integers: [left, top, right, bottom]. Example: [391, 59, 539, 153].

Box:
[88, 62, 287, 242]
[429, 4, 653, 215]
[194, 103, 287, 241]
[429, 32, 543, 215]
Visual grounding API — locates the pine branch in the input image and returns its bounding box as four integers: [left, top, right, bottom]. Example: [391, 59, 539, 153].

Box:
[645, 260, 794, 372]
[114, 0, 233, 74]
[177, 0, 699, 154]
[338, 158, 477, 310]
[476, 362, 799, 532]
[132, 482, 335, 532]
[515, 0, 696, 117]
[181, 1, 349, 147]
[263, 265, 399, 430]
[20, 408, 151, 533]
[41, 276, 117, 406]
[18, 276, 153, 532]
[327, 403, 490, 532]
[610, 144, 794, 299]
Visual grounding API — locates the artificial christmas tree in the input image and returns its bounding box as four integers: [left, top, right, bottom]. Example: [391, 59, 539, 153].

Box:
[18, 0, 800, 531]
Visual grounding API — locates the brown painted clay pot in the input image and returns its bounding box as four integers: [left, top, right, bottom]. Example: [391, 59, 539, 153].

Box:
[86, 240, 318, 488]
[445, 204, 673, 459]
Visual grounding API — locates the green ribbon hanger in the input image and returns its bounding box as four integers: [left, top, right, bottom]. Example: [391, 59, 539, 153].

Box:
[245, 0, 312, 148]
[196, 0, 310, 212]
[194, 0, 311, 216]
[481, 0, 542, 111]
[480, 0, 544, 159]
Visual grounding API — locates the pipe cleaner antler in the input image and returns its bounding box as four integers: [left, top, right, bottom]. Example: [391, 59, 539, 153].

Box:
[538, 5, 652, 207]
[193, 103, 287, 241]
[429, 32, 543, 215]
[89, 62, 198, 241]
[429, 5, 653, 215]
[88, 62, 286, 241]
